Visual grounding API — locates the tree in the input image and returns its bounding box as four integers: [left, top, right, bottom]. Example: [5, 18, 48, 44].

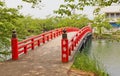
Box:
[92, 14, 112, 35]
[55, 14, 90, 28]
[22, 0, 42, 8]
[21, 0, 120, 16]
[1, 0, 120, 11]
[55, 0, 120, 16]
[0, 1, 23, 60]
[22, 0, 120, 8]
[54, 3, 77, 16]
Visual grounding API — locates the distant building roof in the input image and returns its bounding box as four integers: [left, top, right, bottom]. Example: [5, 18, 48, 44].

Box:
[100, 6, 120, 13]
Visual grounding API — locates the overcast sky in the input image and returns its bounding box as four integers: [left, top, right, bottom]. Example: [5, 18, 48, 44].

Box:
[5, 0, 94, 19]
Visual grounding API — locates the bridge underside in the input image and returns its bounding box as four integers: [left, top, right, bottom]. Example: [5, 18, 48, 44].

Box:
[78, 33, 92, 52]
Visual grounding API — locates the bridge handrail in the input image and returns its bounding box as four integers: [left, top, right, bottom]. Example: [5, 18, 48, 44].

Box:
[68, 26, 91, 44]
[11, 28, 63, 60]
[68, 26, 92, 53]
[61, 26, 92, 62]
[11, 27, 80, 60]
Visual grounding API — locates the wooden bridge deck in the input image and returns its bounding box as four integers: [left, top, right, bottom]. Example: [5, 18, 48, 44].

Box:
[0, 32, 77, 76]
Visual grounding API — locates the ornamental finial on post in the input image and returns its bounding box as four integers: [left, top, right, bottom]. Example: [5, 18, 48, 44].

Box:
[62, 28, 67, 39]
[12, 30, 17, 38]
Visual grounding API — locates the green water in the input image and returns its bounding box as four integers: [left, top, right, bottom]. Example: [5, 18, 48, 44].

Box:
[89, 40, 120, 76]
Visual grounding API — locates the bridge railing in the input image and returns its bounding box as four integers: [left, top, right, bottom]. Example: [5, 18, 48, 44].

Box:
[11, 29, 63, 60]
[65, 27, 79, 32]
[61, 26, 92, 63]
[11, 27, 79, 60]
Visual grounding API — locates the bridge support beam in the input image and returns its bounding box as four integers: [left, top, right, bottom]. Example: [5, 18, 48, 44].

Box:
[61, 29, 69, 63]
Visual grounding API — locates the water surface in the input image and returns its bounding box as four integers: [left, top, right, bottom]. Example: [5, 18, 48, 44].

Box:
[90, 40, 120, 76]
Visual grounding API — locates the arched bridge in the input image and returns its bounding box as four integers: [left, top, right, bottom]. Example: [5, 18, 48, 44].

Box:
[0, 26, 92, 76]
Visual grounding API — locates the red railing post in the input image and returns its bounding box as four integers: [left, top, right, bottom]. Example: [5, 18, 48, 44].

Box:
[71, 39, 74, 51]
[42, 34, 45, 43]
[76, 34, 78, 44]
[74, 38, 77, 47]
[50, 31, 53, 40]
[60, 29, 62, 35]
[24, 46, 27, 54]
[56, 30, 58, 37]
[61, 29, 69, 63]
[11, 30, 19, 60]
[47, 35, 49, 41]
[54, 32, 56, 38]
[58, 30, 60, 36]
[38, 40, 40, 46]
[31, 38, 34, 50]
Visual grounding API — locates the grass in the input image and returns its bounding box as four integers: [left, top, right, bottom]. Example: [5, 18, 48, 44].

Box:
[93, 30, 120, 41]
[71, 52, 109, 76]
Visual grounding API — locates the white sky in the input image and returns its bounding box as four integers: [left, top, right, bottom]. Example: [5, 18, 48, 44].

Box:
[5, 0, 94, 19]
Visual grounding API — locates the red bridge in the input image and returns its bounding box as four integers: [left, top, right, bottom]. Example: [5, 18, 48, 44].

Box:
[0, 26, 92, 76]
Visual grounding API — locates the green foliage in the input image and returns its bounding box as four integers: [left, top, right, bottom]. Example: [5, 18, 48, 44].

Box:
[0, 1, 5, 6]
[56, 14, 90, 28]
[8, 0, 120, 8]
[92, 14, 112, 35]
[54, 3, 77, 16]
[2, 0, 120, 12]
[0, 1, 23, 57]
[39, 17, 56, 31]
[22, 0, 42, 8]
[72, 53, 109, 76]
[111, 30, 120, 41]
[55, 0, 120, 16]
[14, 16, 43, 38]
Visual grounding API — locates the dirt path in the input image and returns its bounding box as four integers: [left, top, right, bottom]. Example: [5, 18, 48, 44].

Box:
[0, 32, 77, 76]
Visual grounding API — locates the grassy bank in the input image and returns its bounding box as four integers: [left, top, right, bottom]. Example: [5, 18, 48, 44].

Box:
[71, 52, 109, 76]
[93, 29, 120, 41]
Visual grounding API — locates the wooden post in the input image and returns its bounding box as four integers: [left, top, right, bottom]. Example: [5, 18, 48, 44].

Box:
[31, 39, 34, 50]
[42, 34, 45, 43]
[61, 29, 69, 63]
[50, 31, 53, 40]
[71, 39, 74, 51]
[76, 34, 79, 44]
[56, 30, 58, 37]
[11, 30, 19, 60]
[24, 46, 27, 54]
[46, 35, 49, 41]
[54, 32, 56, 38]
[38, 40, 40, 46]
[58, 30, 60, 36]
